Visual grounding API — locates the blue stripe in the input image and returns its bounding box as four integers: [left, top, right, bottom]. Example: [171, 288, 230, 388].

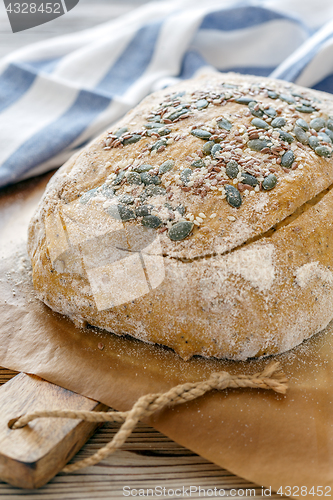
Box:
[0, 63, 36, 113]
[22, 58, 62, 74]
[95, 22, 162, 97]
[179, 51, 276, 79]
[312, 73, 333, 94]
[179, 50, 208, 79]
[0, 89, 111, 188]
[273, 29, 333, 82]
[200, 5, 299, 31]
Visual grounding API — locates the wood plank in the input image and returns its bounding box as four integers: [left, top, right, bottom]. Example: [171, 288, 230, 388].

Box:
[0, 422, 282, 499]
[0, 368, 18, 385]
[0, 373, 108, 489]
[0, 368, 282, 499]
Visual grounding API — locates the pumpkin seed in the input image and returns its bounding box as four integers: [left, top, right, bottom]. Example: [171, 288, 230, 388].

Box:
[134, 164, 154, 173]
[295, 118, 309, 131]
[159, 160, 174, 174]
[292, 92, 304, 98]
[248, 101, 264, 118]
[123, 134, 142, 145]
[171, 91, 185, 99]
[115, 127, 128, 138]
[315, 145, 332, 157]
[191, 129, 212, 140]
[158, 128, 171, 136]
[175, 204, 185, 215]
[99, 184, 115, 198]
[141, 173, 161, 185]
[135, 205, 152, 217]
[276, 129, 294, 143]
[222, 83, 238, 89]
[281, 150, 295, 168]
[248, 139, 270, 151]
[262, 174, 277, 190]
[295, 105, 316, 113]
[265, 107, 277, 117]
[80, 188, 98, 204]
[251, 118, 269, 129]
[202, 141, 215, 156]
[309, 136, 320, 150]
[167, 109, 188, 121]
[142, 186, 166, 198]
[327, 119, 333, 132]
[294, 126, 309, 145]
[279, 94, 296, 104]
[113, 171, 126, 185]
[310, 117, 326, 131]
[226, 160, 239, 179]
[325, 128, 333, 141]
[118, 194, 134, 205]
[180, 168, 192, 184]
[168, 221, 194, 241]
[217, 118, 232, 131]
[240, 173, 258, 187]
[151, 139, 167, 151]
[147, 115, 161, 122]
[302, 99, 312, 105]
[268, 90, 279, 99]
[142, 215, 162, 229]
[127, 172, 142, 184]
[106, 204, 136, 221]
[235, 96, 256, 105]
[191, 159, 205, 168]
[271, 117, 286, 128]
[211, 144, 222, 158]
[225, 185, 242, 208]
[144, 122, 163, 129]
[318, 132, 332, 144]
[196, 99, 209, 110]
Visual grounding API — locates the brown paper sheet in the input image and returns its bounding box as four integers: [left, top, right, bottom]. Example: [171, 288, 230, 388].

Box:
[1, 173, 333, 498]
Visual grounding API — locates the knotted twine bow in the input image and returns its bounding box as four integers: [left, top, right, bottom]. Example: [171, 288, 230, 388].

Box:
[8, 361, 288, 473]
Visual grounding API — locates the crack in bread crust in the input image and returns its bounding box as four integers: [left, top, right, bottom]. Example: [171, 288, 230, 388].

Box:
[163, 185, 333, 263]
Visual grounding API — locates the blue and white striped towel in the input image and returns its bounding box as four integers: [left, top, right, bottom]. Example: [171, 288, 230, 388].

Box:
[2, 0, 333, 188]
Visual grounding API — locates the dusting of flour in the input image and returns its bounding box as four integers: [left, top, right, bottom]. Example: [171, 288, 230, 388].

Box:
[212, 243, 275, 292]
[296, 262, 333, 288]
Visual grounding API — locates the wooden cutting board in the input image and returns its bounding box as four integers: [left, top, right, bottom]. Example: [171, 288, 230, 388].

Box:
[0, 371, 108, 489]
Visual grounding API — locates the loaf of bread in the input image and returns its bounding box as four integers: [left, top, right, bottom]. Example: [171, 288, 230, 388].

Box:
[27, 71, 333, 360]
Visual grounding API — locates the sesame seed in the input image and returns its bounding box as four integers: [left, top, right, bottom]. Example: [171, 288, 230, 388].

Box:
[193, 220, 201, 226]
[196, 217, 204, 223]
[210, 213, 217, 218]
[198, 213, 206, 218]
[227, 216, 236, 222]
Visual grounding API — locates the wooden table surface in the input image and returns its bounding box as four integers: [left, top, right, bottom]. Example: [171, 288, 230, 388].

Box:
[0, 368, 282, 499]
[0, 2, 282, 498]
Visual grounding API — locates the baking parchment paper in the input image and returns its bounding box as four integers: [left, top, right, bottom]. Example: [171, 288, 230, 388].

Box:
[0, 173, 333, 498]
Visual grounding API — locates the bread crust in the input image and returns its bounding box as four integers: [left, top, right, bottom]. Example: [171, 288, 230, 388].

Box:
[28, 72, 333, 360]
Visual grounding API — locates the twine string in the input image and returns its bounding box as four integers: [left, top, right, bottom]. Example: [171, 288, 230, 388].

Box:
[8, 361, 288, 473]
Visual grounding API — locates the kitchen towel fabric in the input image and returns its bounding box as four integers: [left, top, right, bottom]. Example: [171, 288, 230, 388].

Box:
[1, 0, 333, 188]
